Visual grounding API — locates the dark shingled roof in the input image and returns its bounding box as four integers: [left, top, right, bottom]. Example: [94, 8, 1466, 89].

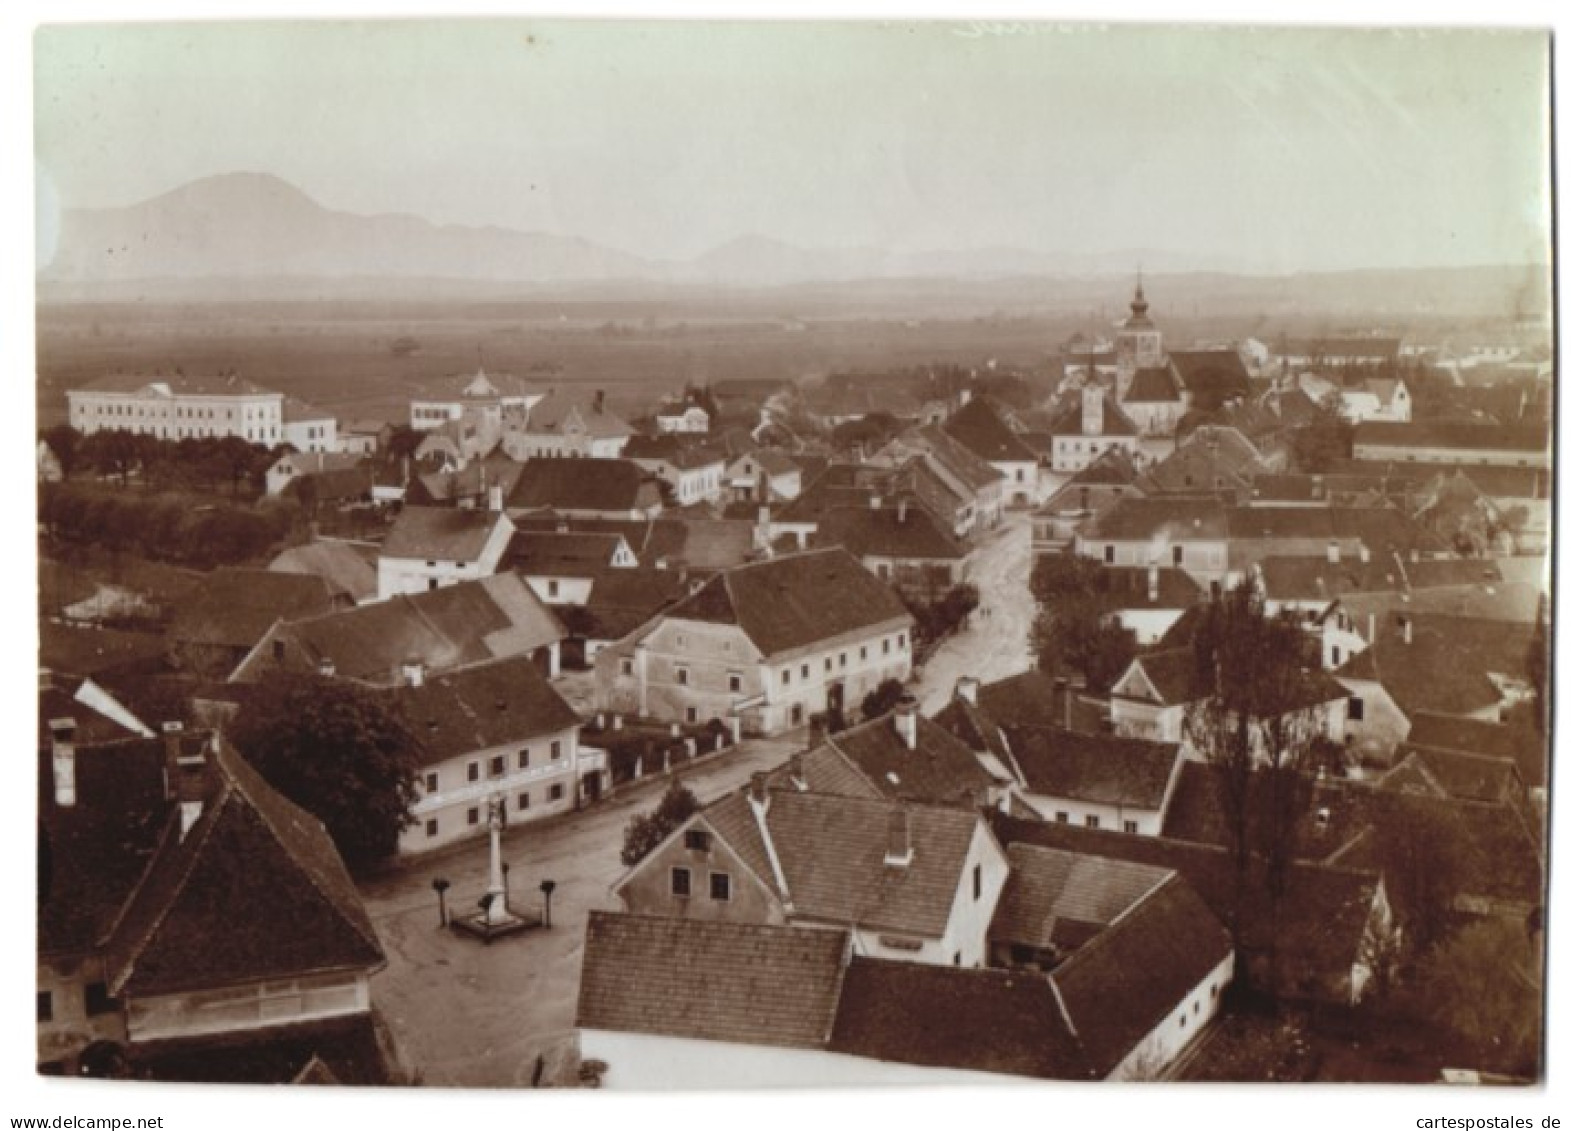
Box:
[663, 548, 911, 659]
[1041, 390, 1142, 438]
[1168, 350, 1252, 408]
[990, 842, 1171, 951]
[1257, 555, 1508, 604]
[1335, 612, 1534, 717]
[1405, 711, 1547, 789]
[169, 568, 345, 653]
[506, 457, 661, 514]
[942, 396, 1039, 463]
[129, 1013, 394, 1085]
[576, 912, 849, 1049]
[813, 503, 968, 562]
[103, 738, 383, 997]
[700, 789, 984, 938]
[1120, 647, 1207, 705]
[503, 530, 628, 576]
[1102, 566, 1204, 611]
[399, 655, 580, 766]
[828, 958, 1094, 1080]
[1353, 421, 1550, 454]
[381, 506, 508, 562]
[576, 567, 690, 642]
[1381, 747, 1523, 806]
[991, 813, 1382, 1004]
[1004, 724, 1182, 811]
[40, 622, 170, 680]
[1124, 364, 1184, 403]
[269, 541, 380, 605]
[1052, 874, 1233, 1075]
[232, 572, 563, 687]
[1082, 496, 1229, 541]
[790, 712, 996, 808]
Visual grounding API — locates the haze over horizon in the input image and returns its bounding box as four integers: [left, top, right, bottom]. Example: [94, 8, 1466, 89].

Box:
[35, 21, 1551, 278]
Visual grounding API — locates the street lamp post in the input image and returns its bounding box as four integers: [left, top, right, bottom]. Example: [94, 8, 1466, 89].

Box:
[539, 879, 557, 929]
[432, 877, 450, 928]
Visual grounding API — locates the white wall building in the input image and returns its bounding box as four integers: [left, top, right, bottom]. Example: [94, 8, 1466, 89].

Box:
[68, 374, 284, 445]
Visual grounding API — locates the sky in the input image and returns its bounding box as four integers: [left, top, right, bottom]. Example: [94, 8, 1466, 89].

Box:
[32, 19, 1552, 272]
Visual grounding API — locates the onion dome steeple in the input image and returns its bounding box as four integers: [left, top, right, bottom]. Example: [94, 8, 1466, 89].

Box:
[1125, 271, 1154, 329]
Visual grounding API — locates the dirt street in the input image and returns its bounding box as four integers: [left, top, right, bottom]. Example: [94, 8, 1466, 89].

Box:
[358, 731, 802, 1087]
[910, 510, 1037, 715]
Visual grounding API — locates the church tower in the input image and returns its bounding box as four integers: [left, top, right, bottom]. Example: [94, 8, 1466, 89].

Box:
[1115, 275, 1164, 401]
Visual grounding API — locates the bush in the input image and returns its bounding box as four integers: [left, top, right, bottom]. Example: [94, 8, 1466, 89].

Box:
[619, 779, 700, 867]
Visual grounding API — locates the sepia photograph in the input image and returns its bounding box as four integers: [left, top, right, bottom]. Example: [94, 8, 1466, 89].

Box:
[16, 3, 1559, 1121]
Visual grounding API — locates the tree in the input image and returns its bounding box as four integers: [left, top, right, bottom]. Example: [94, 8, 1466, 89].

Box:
[1289, 400, 1353, 473]
[41, 424, 82, 479]
[1028, 554, 1136, 694]
[860, 678, 906, 720]
[619, 778, 700, 867]
[1403, 918, 1542, 1076]
[1183, 578, 1339, 996]
[1369, 794, 1471, 957]
[230, 671, 420, 872]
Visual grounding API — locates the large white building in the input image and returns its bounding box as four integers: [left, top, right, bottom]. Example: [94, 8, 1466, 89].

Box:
[67, 374, 284, 445]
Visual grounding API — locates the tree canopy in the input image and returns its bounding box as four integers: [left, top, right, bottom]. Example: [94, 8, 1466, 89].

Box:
[1028, 554, 1137, 694]
[620, 778, 701, 867]
[230, 671, 420, 872]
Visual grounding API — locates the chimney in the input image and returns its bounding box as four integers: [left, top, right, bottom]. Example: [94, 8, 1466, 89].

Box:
[884, 804, 914, 867]
[894, 694, 918, 751]
[670, 722, 682, 738]
[612, 713, 624, 731]
[955, 676, 979, 706]
[489, 484, 504, 512]
[594, 389, 606, 414]
[1081, 385, 1104, 436]
[318, 656, 336, 678]
[402, 657, 426, 687]
[1327, 541, 1341, 564]
[164, 724, 210, 841]
[870, 494, 882, 511]
[49, 718, 77, 808]
[748, 771, 770, 814]
[1367, 612, 1376, 645]
[1147, 563, 1159, 603]
[1358, 543, 1370, 563]
[789, 753, 807, 791]
[897, 498, 909, 524]
[1400, 615, 1412, 645]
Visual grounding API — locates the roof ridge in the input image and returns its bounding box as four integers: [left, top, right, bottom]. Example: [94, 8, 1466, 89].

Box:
[215, 742, 386, 963]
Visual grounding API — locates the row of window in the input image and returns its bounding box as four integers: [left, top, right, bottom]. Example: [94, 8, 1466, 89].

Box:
[446, 741, 565, 788]
[423, 784, 566, 837]
[671, 866, 730, 901]
[779, 636, 906, 688]
[81, 401, 274, 422]
[1054, 811, 1140, 834]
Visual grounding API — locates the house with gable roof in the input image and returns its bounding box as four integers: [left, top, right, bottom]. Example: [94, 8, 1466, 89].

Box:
[503, 388, 634, 460]
[611, 774, 1010, 967]
[725, 448, 802, 503]
[377, 504, 515, 599]
[1042, 385, 1144, 473]
[1002, 724, 1186, 835]
[38, 698, 390, 1081]
[397, 654, 588, 853]
[593, 547, 914, 736]
[942, 396, 1042, 506]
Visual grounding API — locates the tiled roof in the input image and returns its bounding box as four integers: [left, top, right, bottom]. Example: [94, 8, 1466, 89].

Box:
[828, 958, 1094, 1080]
[764, 743, 885, 801]
[40, 622, 170, 679]
[1257, 555, 1508, 604]
[1353, 421, 1549, 453]
[381, 506, 507, 562]
[398, 655, 578, 765]
[1102, 566, 1204, 611]
[129, 1013, 394, 1085]
[701, 788, 983, 938]
[504, 531, 627, 576]
[1052, 874, 1232, 1075]
[1405, 712, 1546, 789]
[1122, 648, 1207, 705]
[990, 842, 1171, 951]
[1081, 497, 1228, 541]
[76, 373, 280, 398]
[873, 425, 1006, 493]
[169, 568, 345, 653]
[1005, 724, 1182, 811]
[813, 503, 967, 562]
[104, 739, 384, 996]
[38, 726, 171, 958]
[233, 572, 564, 686]
[1168, 350, 1251, 407]
[274, 451, 363, 476]
[1065, 448, 1142, 487]
[807, 712, 995, 808]
[281, 396, 333, 423]
[991, 812, 1381, 1001]
[664, 548, 911, 659]
[576, 911, 849, 1049]
[269, 541, 379, 605]
[1335, 612, 1534, 716]
[523, 391, 635, 438]
[1123, 364, 1183, 403]
[1381, 747, 1521, 806]
[1136, 431, 1263, 494]
[942, 397, 1039, 463]
[506, 458, 659, 514]
[623, 435, 726, 468]
[1041, 390, 1142, 438]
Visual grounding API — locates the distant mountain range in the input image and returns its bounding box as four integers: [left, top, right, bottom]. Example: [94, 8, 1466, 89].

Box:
[37, 172, 1550, 323]
[39, 171, 1277, 292]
